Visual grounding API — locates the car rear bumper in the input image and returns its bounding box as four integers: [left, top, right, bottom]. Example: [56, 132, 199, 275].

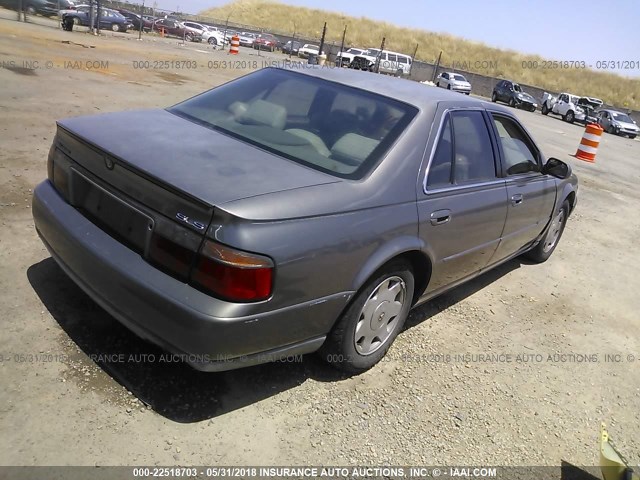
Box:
[32, 180, 350, 371]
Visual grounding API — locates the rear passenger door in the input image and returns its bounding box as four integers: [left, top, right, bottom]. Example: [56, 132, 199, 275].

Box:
[487, 112, 556, 262]
[417, 108, 508, 293]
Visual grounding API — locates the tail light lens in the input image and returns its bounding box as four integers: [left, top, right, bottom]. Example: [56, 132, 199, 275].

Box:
[49, 147, 70, 201]
[191, 240, 273, 302]
[47, 143, 55, 181]
[148, 234, 196, 281]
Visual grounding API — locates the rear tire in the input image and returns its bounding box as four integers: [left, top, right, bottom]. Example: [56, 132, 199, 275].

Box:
[525, 200, 570, 263]
[320, 260, 415, 374]
[111, 23, 120, 32]
[208, 37, 217, 45]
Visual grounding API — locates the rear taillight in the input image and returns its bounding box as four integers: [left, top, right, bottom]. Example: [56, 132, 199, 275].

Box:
[148, 234, 196, 281]
[191, 240, 273, 302]
[47, 143, 55, 181]
[49, 147, 70, 200]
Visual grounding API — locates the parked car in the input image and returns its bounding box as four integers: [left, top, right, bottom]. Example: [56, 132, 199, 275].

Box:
[253, 33, 279, 52]
[237, 32, 257, 47]
[33, 67, 577, 374]
[350, 48, 413, 77]
[0, 0, 74, 16]
[336, 47, 366, 67]
[182, 23, 226, 46]
[62, 5, 129, 31]
[435, 72, 471, 94]
[492, 80, 537, 112]
[281, 40, 302, 55]
[298, 44, 320, 59]
[596, 109, 639, 138]
[117, 9, 152, 31]
[541, 92, 602, 124]
[153, 18, 201, 42]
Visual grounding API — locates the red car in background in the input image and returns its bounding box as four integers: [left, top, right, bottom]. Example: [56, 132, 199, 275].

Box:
[253, 33, 279, 52]
[153, 18, 202, 42]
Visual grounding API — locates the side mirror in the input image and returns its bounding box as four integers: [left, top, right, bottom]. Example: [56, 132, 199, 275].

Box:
[543, 157, 572, 179]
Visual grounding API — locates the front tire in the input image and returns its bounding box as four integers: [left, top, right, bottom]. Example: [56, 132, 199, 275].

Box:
[208, 37, 217, 45]
[509, 97, 516, 107]
[491, 92, 497, 102]
[525, 200, 570, 263]
[447, 84, 451, 90]
[111, 23, 120, 32]
[564, 110, 575, 123]
[320, 260, 415, 374]
[629, 135, 637, 139]
[541, 103, 549, 115]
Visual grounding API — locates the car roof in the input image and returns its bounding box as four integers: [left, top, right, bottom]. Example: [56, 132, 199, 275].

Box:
[276, 66, 498, 112]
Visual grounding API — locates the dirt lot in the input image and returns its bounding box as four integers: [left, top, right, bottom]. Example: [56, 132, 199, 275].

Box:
[0, 12, 639, 474]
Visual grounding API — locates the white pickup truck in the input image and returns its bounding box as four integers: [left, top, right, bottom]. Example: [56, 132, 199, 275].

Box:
[541, 92, 602, 124]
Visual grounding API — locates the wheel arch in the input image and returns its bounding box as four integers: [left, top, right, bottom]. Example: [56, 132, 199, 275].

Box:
[565, 189, 577, 214]
[351, 238, 433, 305]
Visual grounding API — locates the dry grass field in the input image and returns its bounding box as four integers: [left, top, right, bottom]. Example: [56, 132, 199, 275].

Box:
[201, 0, 640, 109]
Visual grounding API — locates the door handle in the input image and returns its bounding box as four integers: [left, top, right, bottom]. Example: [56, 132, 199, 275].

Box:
[430, 209, 451, 226]
[511, 194, 524, 206]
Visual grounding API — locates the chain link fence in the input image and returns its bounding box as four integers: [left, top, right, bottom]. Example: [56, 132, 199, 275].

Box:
[2, 0, 637, 120]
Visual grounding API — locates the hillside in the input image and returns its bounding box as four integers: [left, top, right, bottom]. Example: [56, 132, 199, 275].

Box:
[200, 0, 640, 109]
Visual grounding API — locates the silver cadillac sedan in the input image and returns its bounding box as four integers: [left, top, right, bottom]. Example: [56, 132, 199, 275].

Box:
[32, 66, 578, 373]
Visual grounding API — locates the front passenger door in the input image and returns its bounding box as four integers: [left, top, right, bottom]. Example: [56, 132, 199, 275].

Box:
[487, 113, 556, 263]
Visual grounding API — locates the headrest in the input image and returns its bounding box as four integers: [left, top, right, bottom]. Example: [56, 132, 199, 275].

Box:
[331, 133, 380, 164]
[239, 100, 287, 129]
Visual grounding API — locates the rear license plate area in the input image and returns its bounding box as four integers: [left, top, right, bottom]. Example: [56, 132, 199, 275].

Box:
[70, 169, 153, 255]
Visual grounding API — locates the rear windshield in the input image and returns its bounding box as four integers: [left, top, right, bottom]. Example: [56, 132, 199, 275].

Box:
[169, 68, 418, 179]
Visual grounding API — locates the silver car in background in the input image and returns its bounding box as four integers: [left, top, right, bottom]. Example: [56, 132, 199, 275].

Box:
[32, 67, 577, 374]
[436, 72, 472, 94]
[596, 109, 639, 139]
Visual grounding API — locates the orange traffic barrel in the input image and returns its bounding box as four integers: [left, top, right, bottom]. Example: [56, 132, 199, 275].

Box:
[159, 27, 165, 37]
[575, 123, 603, 163]
[229, 35, 239, 54]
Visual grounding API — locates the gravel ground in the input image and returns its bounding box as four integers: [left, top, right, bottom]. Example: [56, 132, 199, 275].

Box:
[0, 11, 639, 477]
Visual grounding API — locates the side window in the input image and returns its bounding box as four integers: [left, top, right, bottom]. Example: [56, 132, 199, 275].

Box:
[450, 111, 496, 184]
[426, 116, 452, 188]
[443, 73, 449, 80]
[387, 54, 397, 62]
[491, 114, 540, 175]
[427, 111, 496, 188]
[398, 56, 408, 64]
